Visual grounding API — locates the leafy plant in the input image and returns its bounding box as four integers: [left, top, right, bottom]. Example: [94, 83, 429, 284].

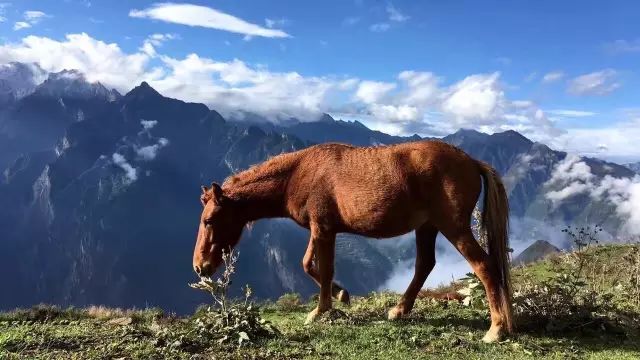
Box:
[189, 250, 279, 347]
[457, 273, 486, 308]
[558, 225, 603, 297]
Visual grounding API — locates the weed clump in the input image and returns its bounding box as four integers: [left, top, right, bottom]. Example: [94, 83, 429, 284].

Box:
[275, 293, 304, 312]
[189, 250, 279, 347]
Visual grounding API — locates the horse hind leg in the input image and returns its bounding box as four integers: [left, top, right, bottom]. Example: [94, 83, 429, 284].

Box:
[388, 223, 438, 320]
[302, 238, 350, 305]
[304, 225, 337, 324]
[441, 226, 506, 342]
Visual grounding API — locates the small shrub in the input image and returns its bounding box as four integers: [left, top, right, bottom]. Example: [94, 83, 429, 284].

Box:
[511, 225, 639, 334]
[458, 224, 640, 335]
[189, 250, 279, 347]
[275, 293, 303, 312]
[513, 273, 615, 331]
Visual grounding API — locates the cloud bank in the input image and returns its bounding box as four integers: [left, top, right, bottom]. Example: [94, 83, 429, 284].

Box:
[3, 32, 635, 158]
[545, 155, 640, 236]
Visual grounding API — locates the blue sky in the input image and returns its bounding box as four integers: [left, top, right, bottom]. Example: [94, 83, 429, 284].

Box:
[1, 0, 639, 161]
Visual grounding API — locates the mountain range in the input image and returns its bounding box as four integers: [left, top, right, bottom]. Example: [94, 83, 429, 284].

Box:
[0, 62, 636, 313]
[625, 162, 640, 174]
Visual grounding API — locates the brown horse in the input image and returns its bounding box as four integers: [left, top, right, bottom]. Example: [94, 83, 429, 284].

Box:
[193, 140, 513, 342]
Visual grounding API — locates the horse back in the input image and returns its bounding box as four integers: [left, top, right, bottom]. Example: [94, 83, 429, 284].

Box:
[285, 141, 480, 237]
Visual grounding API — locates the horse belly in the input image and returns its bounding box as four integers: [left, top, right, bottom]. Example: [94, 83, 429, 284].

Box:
[337, 192, 428, 238]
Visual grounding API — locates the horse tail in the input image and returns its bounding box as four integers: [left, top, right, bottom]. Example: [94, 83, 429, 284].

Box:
[477, 160, 513, 333]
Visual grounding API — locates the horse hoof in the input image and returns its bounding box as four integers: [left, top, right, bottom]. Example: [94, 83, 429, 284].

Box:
[387, 306, 404, 320]
[481, 327, 503, 343]
[304, 308, 320, 325]
[337, 289, 350, 305]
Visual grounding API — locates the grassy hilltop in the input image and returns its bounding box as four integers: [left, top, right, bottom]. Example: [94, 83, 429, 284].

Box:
[1, 242, 639, 360]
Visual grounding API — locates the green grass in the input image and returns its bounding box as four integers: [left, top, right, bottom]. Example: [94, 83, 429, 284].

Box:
[1, 244, 639, 359]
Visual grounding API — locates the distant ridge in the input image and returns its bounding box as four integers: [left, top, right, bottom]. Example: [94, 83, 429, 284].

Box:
[513, 240, 561, 266]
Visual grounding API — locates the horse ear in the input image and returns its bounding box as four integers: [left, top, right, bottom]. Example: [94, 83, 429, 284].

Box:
[211, 182, 223, 202]
[201, 185, 207, 194]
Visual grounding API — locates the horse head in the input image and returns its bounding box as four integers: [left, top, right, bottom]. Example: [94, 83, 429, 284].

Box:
[192, 182, 245, 277]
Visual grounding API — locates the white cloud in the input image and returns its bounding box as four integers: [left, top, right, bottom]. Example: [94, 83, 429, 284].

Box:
[369, 23, 390, 32]
[264, 18, 287, 29]
[337, 78, 359, 90]
[112, 153, 138, 184]
[547, 155, 594, 185]
[14, 10, 49, 31]
[546, 181, 591, 203]
[24, 10, 46, 21]
[0, 33, 154, 93]
[441, 72, 505, 122]
[592, 175, 640, 235]
[141, 120, 158, 130]
[542, 71, 564, 83]
[136, 138, 169, 161]
[544, 155, 595, 204]
[354, 80, 396, 104]
[557, 117, 640, 161]
[130, 3, 290, 38]
[386, 4, 409, 22]
[397, 71, 440, 106]
[545, 154, 640, 236]
[141, 33, 178, 57]
[547, 109, 597, 118]
[13, 21, 30, 30]
[605, 39, 640, 54]
[146, 33, 178, 46]
[368, 4, 408, 33]
[342, 16, 360, 26]
[0, 2, 8, 23]
[153, 53, 343, 119]
[567, 69, 620, 96]
[369, 103, 419, 122]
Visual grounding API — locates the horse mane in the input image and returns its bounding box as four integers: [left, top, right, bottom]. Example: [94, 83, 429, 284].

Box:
[222, 150, 302, 196]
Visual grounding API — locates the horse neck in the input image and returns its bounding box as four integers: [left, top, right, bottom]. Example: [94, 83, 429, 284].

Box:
[223, 155, 298, 221]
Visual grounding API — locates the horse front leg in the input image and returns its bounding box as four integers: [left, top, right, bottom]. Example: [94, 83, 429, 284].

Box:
[389, 223, 438, 320]
[302, 238, 350, 305]
[304, 225, 337, 324]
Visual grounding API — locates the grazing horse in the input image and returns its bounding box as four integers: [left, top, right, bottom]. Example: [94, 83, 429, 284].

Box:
[193, 140, 513, 342]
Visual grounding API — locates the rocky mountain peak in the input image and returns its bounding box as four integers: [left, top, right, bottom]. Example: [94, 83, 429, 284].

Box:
[0, 62, 47, 102]
[125, 81, 162, 100]
[34, 69, 120, 101]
